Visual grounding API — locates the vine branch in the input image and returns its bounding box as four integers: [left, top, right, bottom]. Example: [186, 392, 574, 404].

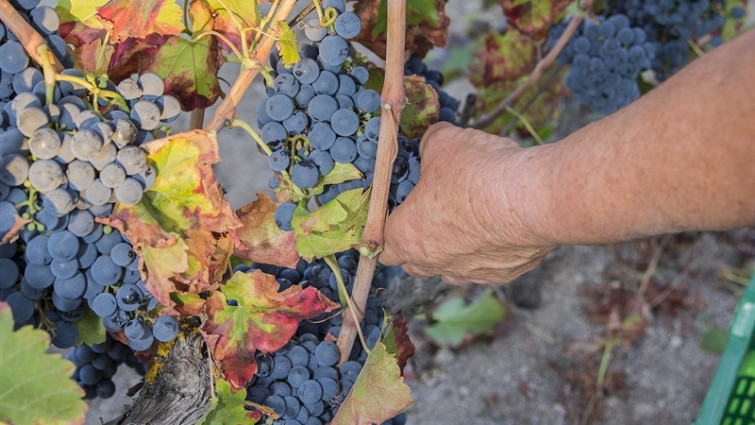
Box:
[0, 0, 64, 72]
[205, 0, 298, 132]
[336, 0, 406, 364]
[471, 0, 594, 129]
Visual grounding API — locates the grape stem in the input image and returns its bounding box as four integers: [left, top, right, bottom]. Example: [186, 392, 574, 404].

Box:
[323, 255, 370, 354]
[336, 0, 406, 365]
[471, 0, 595, 129]
[205, 0, 298, 132]
[54, 74, 131, 113]
[0, 0, 64, 72]
[189, 109, 205, 130]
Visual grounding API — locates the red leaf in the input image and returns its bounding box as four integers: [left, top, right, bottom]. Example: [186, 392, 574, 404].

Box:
[202, 270, 339, 389]
[234, 194, 300, 269]
[383, 315, 416, 375]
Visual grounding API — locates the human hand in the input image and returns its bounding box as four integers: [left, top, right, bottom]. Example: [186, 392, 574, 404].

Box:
[379, 122, 556, 284]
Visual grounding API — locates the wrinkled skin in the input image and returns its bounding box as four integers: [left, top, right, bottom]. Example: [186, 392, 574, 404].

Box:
[379, 122, 555, 285]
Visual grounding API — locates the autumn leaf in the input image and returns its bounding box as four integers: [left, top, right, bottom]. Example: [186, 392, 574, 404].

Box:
[103, 35, 171, 82]
[330, 342, 412, 425]
[382, 315, 416, 375]
[56, 0, 109, 45]
[475, 68, 568, 135]
[143, 34, 222, 110]
[171, 292, 206, 317]
[500, 0, 571, 36]
[72, 37, 114, 76]
[401, 75, 441, 139]
[354, 0, 450, 59]
[234, 194, 299, 269]
[292, 188, 371, 261]
[200, 0, 259, 52]
[96, 0, 184, 42]
[202, 270, 339, 389]
[101, 131, 241, 307]
[469, 28, 537, 87]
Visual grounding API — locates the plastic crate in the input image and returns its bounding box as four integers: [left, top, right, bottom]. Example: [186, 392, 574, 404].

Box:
[696, 277, 755, 425]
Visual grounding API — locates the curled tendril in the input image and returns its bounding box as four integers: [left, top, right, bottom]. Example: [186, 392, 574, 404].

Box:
[320, 7, 338, 27]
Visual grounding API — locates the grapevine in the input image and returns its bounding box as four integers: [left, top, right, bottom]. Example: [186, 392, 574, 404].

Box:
[0, 0, 749, 424]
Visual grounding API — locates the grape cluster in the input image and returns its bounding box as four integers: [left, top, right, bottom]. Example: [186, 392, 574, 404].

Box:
[610, 0, 726, 80]
[0, 0, 73, 103]
[0, 3, 182, 389]
[550, 14, 656, 114]
[241, 252, 407, 425]
[404, 56, 460, 124]
[67, 334, 147, 399]
[258, 1, 429, 232]
[0, 69, 180, 351]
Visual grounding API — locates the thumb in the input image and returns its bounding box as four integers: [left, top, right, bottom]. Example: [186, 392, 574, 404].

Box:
[378, 205, 407, 266]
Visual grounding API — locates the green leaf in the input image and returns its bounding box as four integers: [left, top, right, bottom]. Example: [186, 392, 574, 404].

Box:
[291, 188, 371, 261]
[331, 342, 412, 425]
[425, 290, 507, 346]
[721, 0, 750, 41]
[199, 379, 261, 425]
[401, 75, 441, 138]
[276, 21, 300, 68]
[700, 326, 728, 354]
[373, 0, 440, 37]
[144, 35, 221, 110]
[75, 308, 106, 346]
[0, 302, 87, 425]
[308, 163, 364, 196]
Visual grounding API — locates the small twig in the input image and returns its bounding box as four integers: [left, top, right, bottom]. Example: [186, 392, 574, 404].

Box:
[228, 119, 272, 155]
[0, 0, 64, 72]
[503, 105, 544, 145]
[648, 260, 697, 309]
[596, 335, 618, 390]
[471, 0, 594, 129]
[189, 109, 205, 130]
[289, 3, 316, 26]
[501, 64, 565, 136]
[205, 0, 298, 131]
[637, 235, 671, 298]
[336, 0, 406, 365]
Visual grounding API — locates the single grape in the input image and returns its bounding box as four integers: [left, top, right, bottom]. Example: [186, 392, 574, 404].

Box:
[0, 154, 30, 187]
[153, 315, 179, 342]
[334, 12, 361, 39]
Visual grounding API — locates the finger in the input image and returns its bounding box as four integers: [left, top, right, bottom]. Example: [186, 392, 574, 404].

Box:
[380, 207, 408, 266]
[418, 121, 459, 158]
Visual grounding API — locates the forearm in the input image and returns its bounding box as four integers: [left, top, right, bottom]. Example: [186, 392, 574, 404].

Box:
[502, 30, 755, 246]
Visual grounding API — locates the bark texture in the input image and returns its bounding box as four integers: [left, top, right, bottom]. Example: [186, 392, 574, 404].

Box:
[104, 334, 212, 425]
